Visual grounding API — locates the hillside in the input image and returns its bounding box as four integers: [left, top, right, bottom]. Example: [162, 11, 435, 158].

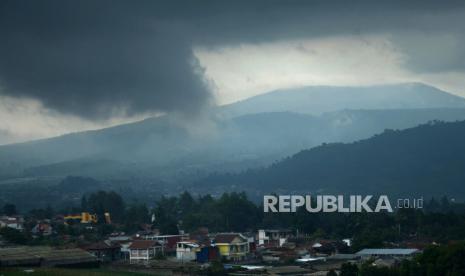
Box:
[196, 120, 465, 200]
[3, 108, 465, 180]
[2, 83, 465, 183]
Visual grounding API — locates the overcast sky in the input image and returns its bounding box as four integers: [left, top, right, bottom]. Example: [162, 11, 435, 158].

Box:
[1, 0, 465, 144]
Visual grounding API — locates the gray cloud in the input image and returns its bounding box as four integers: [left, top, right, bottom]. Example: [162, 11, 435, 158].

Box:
[0, 1, 211, 118]
[0, 0, 464, 119]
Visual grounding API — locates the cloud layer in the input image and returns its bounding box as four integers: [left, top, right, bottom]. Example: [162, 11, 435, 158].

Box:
[0, 0, 464, 126]
[0, 1, 212, 119]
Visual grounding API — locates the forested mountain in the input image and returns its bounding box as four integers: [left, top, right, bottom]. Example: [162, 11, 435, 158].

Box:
[196, 120, 465, 200]
[1, 83, 465, 185]
[3, 108, 465, 181]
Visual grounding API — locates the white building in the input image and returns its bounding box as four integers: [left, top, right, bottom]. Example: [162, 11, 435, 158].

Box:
[129, 240, 162, 262]
[356, 248, 420, 260]
[0, 216, 24, 231]
[258, 229, 291, 247]
[176, 241, 199, 261]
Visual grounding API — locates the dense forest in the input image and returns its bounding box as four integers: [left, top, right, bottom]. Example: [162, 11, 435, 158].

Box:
[196, 120, 465, 200]
[4, 120, 465, 211]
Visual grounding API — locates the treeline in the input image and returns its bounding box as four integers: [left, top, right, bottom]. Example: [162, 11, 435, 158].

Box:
[153, 191, 261, 234]
[4, 190, 465, 252]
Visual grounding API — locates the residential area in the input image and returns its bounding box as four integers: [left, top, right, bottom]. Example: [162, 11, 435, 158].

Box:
[1, 191, 464, 275]
[0, 217, 421, 275]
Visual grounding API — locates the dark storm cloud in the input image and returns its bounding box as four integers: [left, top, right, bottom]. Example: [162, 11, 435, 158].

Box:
[0, 1, 210, 118]
[0, 0, 464, 118]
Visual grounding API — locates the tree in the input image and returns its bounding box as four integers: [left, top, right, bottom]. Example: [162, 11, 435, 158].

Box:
[153, 198, 179, 234]
[326, 269, 337, 276]
[124, 203, 150, 232]
[208, 260, 226, 275]
[178, 191, 195, 215]
[0, 227, 28, 244]
[2, 203, 17, 216]
[340, 262, 358, 276]
[416, 242, 465, 276]
[216, 192, 260, 232]
[28, 205, 54, 220]
[84, 191, 125, 223]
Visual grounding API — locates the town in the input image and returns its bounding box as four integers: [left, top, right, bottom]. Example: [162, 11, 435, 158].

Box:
[1, 190, 465, 275]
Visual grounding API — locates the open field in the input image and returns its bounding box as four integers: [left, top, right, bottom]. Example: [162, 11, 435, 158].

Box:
[0, 268, 152, 276]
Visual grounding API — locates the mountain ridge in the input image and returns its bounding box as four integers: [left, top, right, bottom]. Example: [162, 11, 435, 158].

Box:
[195, 120, 465, 199]
[2, 83, 465, 184]
[219, 82, 465, 117]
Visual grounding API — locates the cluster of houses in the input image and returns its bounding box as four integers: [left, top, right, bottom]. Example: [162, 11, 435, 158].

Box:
[0, 215, 24, 232]
[0, 215, 424, 274]
[75, 227, 421, 274]
[0, 215, 54, 238]
[99, 229, 252, 263]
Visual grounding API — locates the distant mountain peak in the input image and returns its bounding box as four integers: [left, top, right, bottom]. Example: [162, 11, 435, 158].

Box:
[220, 83, 465, 118]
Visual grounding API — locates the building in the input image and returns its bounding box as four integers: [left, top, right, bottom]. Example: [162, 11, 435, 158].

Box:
[195, 246, 220, 263]
[108, 233, 132, 259]
[373, 258, 397, 268]
[257, 229, 292, 247]
[176, 241, 200, 261]
[31, 222, 53, 236]
[356, 248, 420, 260]
[81, 241, 121, 262]
[129, 240, 162, 262]
[141, 234, 189, 255]
[312, 240, 349, 255]
[213, 233, 249, 261]
[0, 216, 24, 231]
[113, 240, 132, 260]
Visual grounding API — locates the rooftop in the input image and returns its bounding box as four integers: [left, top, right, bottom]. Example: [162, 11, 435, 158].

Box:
[214, 233, 243, 244]
[81, 241, 121, 251]
[129, 240, 160, 250]
[356, 248, 419, 255]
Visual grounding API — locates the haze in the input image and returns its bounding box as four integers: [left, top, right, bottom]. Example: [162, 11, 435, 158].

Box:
[1, 0, 465, 144]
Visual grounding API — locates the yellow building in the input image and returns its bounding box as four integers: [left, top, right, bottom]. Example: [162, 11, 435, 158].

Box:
[214, 233, 249, 261]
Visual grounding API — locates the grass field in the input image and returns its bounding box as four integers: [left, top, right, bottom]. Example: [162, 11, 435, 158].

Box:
[0, 268, 153, 276]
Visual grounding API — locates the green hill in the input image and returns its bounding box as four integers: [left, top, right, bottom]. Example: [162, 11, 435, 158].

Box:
[197, 120, 465, 200]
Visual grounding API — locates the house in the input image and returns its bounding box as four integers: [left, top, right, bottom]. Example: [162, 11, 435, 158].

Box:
[266, 266, 312, 275]
[31, 222, 53, 236]
[108, 232, 131, 241]
[111, 239, 132, 260]
[81, 241, 121, 262]
[356, 248, 420, 260]
[373, 258, 397, 268]
[176, 241, 200, 261]
[195, 246, 220, 263]
[141, 234, 189, 255]
[189, 228, 211, 247]
[129, 240, 162, 262]
[311, 240, 349, 255]
[108, 233, 132, 259]
[213, 233, 249, 261]
[242, 232, 257, 252]
[0, 216, 24, 231]
[260, 247, 299, 263]
[257, 229, 292, 247]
